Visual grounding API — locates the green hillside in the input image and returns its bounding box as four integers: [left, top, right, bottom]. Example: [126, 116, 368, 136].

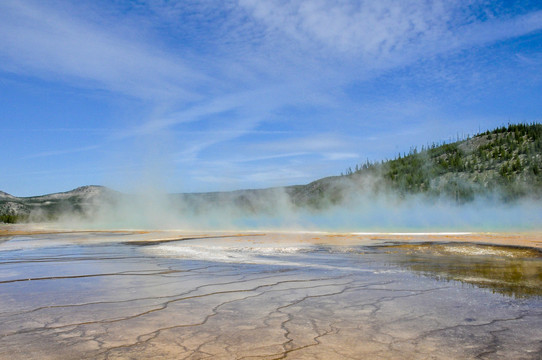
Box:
[382, 123, 542, 200]
[288, 123, 542, 206]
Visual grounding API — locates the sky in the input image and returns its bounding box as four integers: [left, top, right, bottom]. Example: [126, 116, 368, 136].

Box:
[1, 0, 542, 197]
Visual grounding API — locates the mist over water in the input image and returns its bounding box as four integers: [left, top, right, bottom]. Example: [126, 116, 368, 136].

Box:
[51, 180, 542, 232]
[36, 130, 540, 232]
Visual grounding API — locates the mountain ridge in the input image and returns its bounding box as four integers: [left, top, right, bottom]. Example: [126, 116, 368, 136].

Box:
[2, 123, 541, 223]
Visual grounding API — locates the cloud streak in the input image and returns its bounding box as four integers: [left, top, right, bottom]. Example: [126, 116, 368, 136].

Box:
[0, 0, 206, 101]
[239, 0, 542, 66]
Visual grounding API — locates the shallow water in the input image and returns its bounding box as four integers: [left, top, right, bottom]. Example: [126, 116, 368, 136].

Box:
[0, 232, 541, 359]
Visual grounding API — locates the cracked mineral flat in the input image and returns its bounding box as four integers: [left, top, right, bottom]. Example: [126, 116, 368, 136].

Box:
[0, 231, 541, 359]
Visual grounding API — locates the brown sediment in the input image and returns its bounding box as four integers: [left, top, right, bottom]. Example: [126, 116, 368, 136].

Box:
[357, 232, 542, 249]
[225, 231, 542, 250]
[303, 232, 542, 249]
[126, 234, 267, 246]
[2, 223, 542, 249]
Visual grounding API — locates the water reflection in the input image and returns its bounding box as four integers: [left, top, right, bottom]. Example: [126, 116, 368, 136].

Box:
[378, 243, 542, 299]
[2, 233, 542, 359]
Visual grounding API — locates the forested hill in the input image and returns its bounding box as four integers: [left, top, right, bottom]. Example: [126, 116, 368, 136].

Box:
[288, 123, 542, 206]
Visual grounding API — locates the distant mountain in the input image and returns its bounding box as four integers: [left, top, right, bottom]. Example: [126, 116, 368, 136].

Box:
[0, 191, 16, 199]
[0, 185, 121, 223]
[25, 185, 115, 201]
[1, 123, 541, 223]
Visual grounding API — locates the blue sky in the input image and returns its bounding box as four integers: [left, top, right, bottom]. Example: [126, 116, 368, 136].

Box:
[1, 0, 542, 196]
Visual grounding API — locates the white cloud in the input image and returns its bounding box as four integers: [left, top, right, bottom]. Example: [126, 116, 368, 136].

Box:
[239, 0, 542, 67]
[239, 0, 454, 56]
[515, 53, 542, 66]
[248, 134, 354, 153]
[190, 162, 311, 191]
[322, 152, 359, 161]
[125, 87, 281, 137]
[0, 0, 207, 101]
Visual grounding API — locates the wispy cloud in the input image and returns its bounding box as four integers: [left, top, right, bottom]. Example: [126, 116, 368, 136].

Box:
[239, 0, 542, 68]
[1, 0, 541, 194]
[0, 0, 207, 101]
[247, 134, 355, 153]
[191, 164, 310, 190]
[322, 152, 359, 161]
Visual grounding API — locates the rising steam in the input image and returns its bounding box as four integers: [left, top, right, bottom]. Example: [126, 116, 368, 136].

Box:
[48, 172, 542, 232]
